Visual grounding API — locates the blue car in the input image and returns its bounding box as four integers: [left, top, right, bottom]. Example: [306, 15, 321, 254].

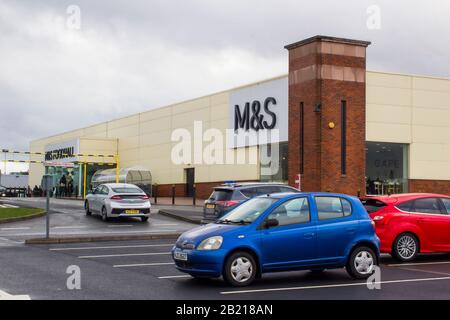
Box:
[172, 192, 380, 286]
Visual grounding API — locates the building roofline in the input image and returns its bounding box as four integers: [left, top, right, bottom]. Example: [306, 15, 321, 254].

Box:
[284, 35, 371, 50]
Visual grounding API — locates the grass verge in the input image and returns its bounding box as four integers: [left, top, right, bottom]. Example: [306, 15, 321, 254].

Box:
[0, 208, 44, 221]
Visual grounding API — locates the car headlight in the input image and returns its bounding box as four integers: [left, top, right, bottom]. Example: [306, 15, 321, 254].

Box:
[197, 236, 223, 251]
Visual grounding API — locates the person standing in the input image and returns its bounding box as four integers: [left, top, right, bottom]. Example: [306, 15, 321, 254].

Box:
[60, 174, 67, 197]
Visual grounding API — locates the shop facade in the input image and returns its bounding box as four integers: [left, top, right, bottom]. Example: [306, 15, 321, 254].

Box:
[29, 36, 450, 199]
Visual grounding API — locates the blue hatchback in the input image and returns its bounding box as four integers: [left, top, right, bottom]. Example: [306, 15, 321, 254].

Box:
[172, 192, 380, 286]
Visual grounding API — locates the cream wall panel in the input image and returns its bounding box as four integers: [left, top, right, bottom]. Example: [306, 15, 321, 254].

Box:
[412, 90, 450, 110]
[140, 107, 172, 122]
[412, 108, 450, 127]
[210, 92, 229, 106]
[83, 124, 108, 136]
[210, 104, 229, 121]
[366, 122, 411, 143]
[367, 86, 411, 106]
[410, 143, 450, 162]
[107, 125, 139, 139]
[366, 104, 411, 125]
[139, 117, 172, 135]
[410, 161, 450, 180]
[171, 97, 211, 115]
[412, 126, 450, 144]
[367, 72, 412, 89]
[108, 115, 139, 130]
[140, 131, 172, 147]
[413, 77, 450, 92]
[171, 108, 211, 128]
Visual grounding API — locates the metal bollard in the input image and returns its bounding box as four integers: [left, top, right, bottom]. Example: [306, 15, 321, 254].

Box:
[172, 185, 175, 205]
[193, 184, 196, 206]
[154, 184, 158, 205]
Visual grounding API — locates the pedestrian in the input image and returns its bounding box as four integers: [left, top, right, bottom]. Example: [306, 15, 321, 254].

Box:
[60, 174, 67, 197]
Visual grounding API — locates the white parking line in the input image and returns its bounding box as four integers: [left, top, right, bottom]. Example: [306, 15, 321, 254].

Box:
[49, 244, 174, 251]
[387, 261, 450, 267]
[79, 252, 171, 259]
[158, 275, 191, 279]
[0, 227, 30, 231]
[52, 226, 88, 230]
[153, 224, 178, 227]
[107, 225, 134, 228]
[0, 230, 178, 237]
[220, 276, 450, 295]
[1, 204, 19, 208]
[113, 262, 175, 268]
[0, 289, 30, 300]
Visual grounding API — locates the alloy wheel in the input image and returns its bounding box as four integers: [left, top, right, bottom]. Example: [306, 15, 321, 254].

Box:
[397, 235, 417, 260]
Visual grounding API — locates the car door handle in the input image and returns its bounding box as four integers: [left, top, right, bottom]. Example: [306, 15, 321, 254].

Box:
[303, 233, 315, 239]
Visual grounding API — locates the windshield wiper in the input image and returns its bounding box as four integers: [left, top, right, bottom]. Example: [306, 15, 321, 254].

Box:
[216, 219, 233, 224]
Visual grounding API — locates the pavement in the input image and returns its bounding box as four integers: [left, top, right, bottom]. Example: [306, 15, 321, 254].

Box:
[1, 238, 450, 300]
[0, 197, 197, 243]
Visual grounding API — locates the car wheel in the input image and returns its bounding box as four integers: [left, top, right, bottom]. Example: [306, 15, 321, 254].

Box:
[141, 217, 149, 222]
[223, 252, 257, 287]
[85, 201, 91, 216]
[101, 207, 109, 222]
[392, 233, 419, 262]
[346, 246, 377, 279]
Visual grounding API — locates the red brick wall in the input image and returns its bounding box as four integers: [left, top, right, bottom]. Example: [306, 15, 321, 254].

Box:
[409, 179, 450, 195]
[286, 36, 369, 196]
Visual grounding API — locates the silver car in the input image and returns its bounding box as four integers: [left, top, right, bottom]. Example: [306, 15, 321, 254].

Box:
[85, 183, 151, 222]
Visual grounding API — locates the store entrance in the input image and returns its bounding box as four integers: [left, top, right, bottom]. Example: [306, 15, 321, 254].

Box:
[185, 168, 195, 197]
[45, 165, 81, 197]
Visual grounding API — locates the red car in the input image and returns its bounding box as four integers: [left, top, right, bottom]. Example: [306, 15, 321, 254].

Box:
[361, 193, 450, 262]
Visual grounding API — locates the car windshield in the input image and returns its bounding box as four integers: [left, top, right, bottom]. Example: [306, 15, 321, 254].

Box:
[216, 197, 277, 224]
[361, 198, 387, 213]
[112, 187, 143, 194]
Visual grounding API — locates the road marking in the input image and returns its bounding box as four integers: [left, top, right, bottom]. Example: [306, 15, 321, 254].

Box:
[1, 204, 19, 208]
[387, 261, 450, 267]
[113, 262, 175, 268]
[49, 244, 174, 251]
[52, 226, 88, 230]
[0, 289, 30, 300]
[220, 276, 450, 295]
[79, 252, 171, 259]
[398, 267, 450, 277]
[107, 225, 134, 228]
[0, 227, 30, 231]
[153, 224, 178, 227]
[158, 275, 191, 279]
[0, 230, 178, 237]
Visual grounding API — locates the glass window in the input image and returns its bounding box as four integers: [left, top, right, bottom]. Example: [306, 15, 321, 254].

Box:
[342, 198, 352, 216]
[217, 197, 277, 224]
[209, 189, 233, 201]
[361, 199, 387, 213]
[267, 197, 310, 227]
[440, 199, 450, 214]
[278, 186, 300, 194]
[260, 142, 288, 183]
[111, 187, 142, 194]
[412, 198, 444, 214]
[365, 142, 409, 195]
[396, 200, 414, 212]
[316, 197, 350, 221]
[240, 187, 259, 198]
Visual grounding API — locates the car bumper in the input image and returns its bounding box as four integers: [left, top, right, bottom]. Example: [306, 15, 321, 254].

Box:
[172, 247, 225, 278]
[109, 207, 151, 217]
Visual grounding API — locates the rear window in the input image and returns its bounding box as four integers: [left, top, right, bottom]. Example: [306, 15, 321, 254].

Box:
[209, 189, 233, 201]
[361, 199, 387, 213]
[112, 187, 143, 194]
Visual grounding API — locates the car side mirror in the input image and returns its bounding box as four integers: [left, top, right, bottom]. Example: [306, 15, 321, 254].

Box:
[265, 218, 279, 229]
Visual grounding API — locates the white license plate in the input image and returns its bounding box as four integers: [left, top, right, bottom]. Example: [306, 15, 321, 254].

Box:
[174, 251, 188, 261]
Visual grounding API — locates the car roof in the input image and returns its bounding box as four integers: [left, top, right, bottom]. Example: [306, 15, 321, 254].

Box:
[101, 183, 139, 188]
[261, 192, 357, 199]
[362, 193, 450, 204]
[214, 182, 297, 190]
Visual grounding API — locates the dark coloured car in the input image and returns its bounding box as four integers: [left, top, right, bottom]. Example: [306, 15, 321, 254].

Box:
[203, 182, 300, 222]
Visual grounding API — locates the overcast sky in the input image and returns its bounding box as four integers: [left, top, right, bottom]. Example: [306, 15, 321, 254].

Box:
[0, 0, 449, 172]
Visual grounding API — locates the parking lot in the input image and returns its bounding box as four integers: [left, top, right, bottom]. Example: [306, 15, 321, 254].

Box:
[1, 237, 450, 300]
